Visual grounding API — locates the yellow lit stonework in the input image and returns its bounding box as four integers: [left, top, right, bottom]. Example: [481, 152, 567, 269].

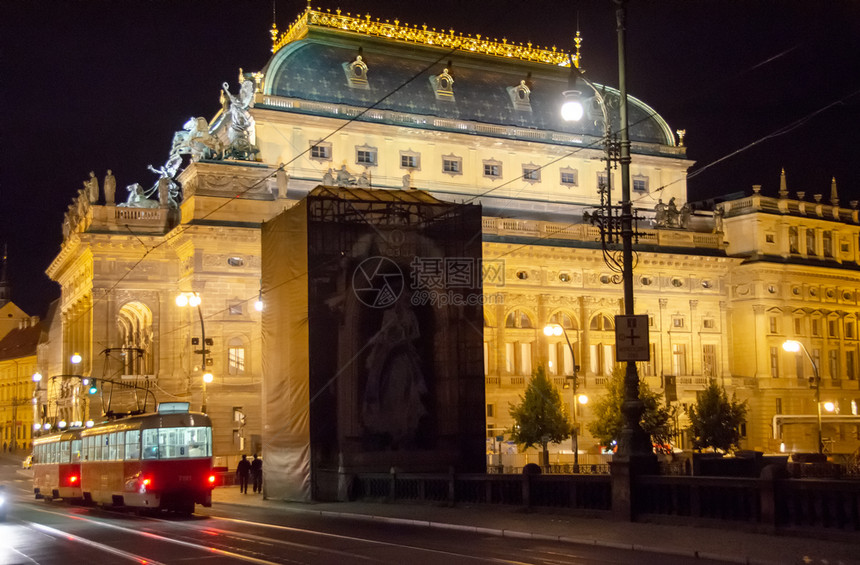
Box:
[39, 7, 860, 467]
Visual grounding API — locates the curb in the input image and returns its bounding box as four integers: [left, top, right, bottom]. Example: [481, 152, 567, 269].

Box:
[214, 496, 784, 565]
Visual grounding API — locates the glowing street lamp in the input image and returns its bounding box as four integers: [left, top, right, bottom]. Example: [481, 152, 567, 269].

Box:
[177, 291, 211, 413]
[782, 339, 823, 454]
[544, 323, 585, 471]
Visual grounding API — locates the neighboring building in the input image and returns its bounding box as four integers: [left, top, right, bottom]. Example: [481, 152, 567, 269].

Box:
[0, 315, 42, 453]
[37, 6, 860, 475]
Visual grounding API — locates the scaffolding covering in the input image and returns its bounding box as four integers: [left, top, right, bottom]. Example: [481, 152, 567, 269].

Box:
[262, 186, 485, 501]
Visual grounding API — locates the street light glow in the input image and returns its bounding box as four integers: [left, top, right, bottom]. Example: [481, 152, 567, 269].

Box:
[175, 294, 189, 307]
[578, 394, 589, 405]
[70, 352, 82, 364]
[543, 324, 563, 336]
[823, 401, 835, 412]
[561, 96, 584, 122]
[782, 340, 801, 353]
[32, 372, 42, 383]
[203, 372, 214, 384]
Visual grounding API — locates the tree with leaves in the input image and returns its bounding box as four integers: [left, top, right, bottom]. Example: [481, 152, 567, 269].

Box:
[687, 379, 748, 453]
[508, 365, 572, 467]
[587, 363, 675, 453]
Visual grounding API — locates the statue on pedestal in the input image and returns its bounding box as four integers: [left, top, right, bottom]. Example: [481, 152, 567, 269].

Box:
[104, 170, 116, 205]
[84, 171, 99, 203]
[222, 80, 259, 161]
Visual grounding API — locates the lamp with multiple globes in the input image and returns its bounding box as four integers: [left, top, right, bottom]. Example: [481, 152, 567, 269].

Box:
[782, 339, 824, 454]
[177, 291, 212, 413]
[543, 323, 586, 471]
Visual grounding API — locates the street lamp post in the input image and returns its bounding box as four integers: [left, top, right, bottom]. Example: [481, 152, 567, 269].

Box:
[783, 340, 823, 454]
[544, 324, 586, 471]
[561, 0, 655, 520]
[176, 292, 213, 413]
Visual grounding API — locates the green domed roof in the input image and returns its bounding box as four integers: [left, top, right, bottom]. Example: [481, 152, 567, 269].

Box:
[262, 10, 677, 154]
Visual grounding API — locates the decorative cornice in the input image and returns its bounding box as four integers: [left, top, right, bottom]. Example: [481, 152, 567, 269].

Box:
[273, 7, 574, 67]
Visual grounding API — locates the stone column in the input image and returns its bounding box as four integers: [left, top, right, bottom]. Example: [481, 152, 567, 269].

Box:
[752, 304, 768, 379]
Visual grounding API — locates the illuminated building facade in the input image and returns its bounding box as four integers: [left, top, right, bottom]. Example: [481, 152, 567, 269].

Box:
[38, 7, 859, 467]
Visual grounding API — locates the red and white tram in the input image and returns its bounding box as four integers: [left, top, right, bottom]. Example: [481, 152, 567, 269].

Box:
[33, 402, 215, 514]
[32, 428, 82, 502]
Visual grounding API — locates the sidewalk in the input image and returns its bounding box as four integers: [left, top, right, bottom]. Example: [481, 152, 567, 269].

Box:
[212, 486, 860, 565]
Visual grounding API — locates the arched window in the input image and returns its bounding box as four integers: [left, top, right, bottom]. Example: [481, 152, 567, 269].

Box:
[227, 337, 246, 375]
[117, 302, 153, 376]
[504, 309, 534, 329]
[589, 313, 614, 331]
[549, 311, 577, 330]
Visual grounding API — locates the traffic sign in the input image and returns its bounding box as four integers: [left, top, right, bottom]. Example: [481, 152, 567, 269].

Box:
[615, 315, 650, 361]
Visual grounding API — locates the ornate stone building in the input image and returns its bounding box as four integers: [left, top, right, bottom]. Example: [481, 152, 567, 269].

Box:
[37, 7, 859, 467]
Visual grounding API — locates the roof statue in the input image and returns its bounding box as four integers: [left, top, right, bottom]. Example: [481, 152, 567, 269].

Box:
[118, 183, 159, 209]
[221, 80, 260, 161]
[170, 117, 224, 161]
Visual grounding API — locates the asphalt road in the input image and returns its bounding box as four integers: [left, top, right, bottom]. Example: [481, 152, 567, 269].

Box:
[0, 461, 735, 565]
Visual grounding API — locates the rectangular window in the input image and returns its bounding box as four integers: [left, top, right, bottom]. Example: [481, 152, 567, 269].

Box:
[775, 398, 783, 415]
[794, 318, 803, 335]
[603, 344, 613, 376]
[505, 342, 515, 374]
[672, 317, 684, 328]
[812, 319, 820, 336]
[597, 172, 609, 189]
[703, 318, 715, 329]
[672, 344, 687, 375]
[702, 344, 717, 377]
[483, 162, 501, 178]
[769, 316, 778, 334]
[560, 169, 578, 186]
[823, 232, 833, 257]
[229, 303, 243, 315]
[829, 350, 839, 380]
[795, 351, 805, 380]
[547, 343, 559, 375]
[442, 156, 462, 174]
[847, 350, 856, 380]
[522, 166, 540, 182]
[486, 404, 494, 418]
[766, 234, 775, 243]
[400, 152, 420, 169]
[829, 320, 838, 338]
[632, 176, 648, 192]
[519, 342, 532, 376]
[356, 147, 377, 165]
[807, 230, 817, 256]
[770, 346, 779, 378]
[228, 346, 245, 375]
[847, 322, 855, 339]
[309, 142, 331, 160]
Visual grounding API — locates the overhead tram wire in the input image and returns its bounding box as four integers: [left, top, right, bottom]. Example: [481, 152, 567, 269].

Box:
[76, 22, 839, 356]
[69, 44, 462, 332]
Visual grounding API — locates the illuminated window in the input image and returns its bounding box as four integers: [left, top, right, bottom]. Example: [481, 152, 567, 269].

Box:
[309, 141, 332, 161]
[442, 155, 462, 175]
[356, 146, 378, 166]
[400, 150, 420, 170]
[672, 344, 687, 375]
[522, 165, 540, 182]
[632, 175, 648, 192]
[560, 168, 578, 187]
[227, 339, 245, 375]
[483, 160, 502, 179]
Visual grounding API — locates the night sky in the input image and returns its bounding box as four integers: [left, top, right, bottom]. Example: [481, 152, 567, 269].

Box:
[2, 0, 858, 317]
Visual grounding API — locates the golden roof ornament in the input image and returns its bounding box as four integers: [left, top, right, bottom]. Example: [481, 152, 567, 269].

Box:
[271, 6, 572, 65]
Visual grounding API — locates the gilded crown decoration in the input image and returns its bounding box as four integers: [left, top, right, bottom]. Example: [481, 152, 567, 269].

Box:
[272, 7, 572, 66]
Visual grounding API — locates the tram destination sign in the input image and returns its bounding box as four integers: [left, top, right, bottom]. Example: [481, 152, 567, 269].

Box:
[614, 315, 650, 362]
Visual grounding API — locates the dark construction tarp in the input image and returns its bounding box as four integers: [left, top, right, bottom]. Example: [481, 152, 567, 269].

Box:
[262, 186, 485, 502]
[261, 198, 312, 502]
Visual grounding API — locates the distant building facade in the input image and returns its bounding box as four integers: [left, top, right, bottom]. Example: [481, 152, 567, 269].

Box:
[38, 7, 859, 471]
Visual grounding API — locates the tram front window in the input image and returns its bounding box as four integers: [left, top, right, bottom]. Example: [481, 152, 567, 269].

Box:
[142, 427, 212, 459]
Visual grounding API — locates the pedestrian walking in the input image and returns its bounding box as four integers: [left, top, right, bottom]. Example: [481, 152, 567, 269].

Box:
[236, 454, 251, 493]
[251, 453, 263, 493]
